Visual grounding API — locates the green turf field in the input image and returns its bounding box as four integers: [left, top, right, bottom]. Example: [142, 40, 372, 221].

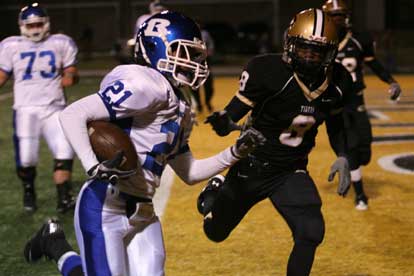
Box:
[0, 79, 101, 275]
[1, 76, 414, 276]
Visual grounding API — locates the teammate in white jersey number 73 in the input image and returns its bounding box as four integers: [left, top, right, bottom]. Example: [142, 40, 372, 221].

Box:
[0, 2, 79, 213]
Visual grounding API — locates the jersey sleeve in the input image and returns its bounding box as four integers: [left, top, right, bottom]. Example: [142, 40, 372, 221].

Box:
[333, 62, 355, 107]
[0, 38, 14, 74]
[61, 35, 78, 68]
[236, 57, 268, 108]
[97, 67, 168, 121]
[358, 32, 376, 61]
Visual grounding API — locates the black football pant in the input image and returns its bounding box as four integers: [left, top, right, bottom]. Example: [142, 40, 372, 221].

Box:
[344, 109, 373, 170]
[203, 158, 324, 276]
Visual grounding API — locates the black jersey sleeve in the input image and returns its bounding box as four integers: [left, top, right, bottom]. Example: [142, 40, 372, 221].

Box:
[236, 54, 283, 107]
[356, 32, 376, 60]
[332, 62, 357, 107]
[224, 96, 252, 123]
[326, 64, 350, 156]
[325, 109, 348, 157]
[366, 59, 395, 84]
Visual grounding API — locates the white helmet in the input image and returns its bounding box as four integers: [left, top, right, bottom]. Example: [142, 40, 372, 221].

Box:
[18, 3, 50, 42]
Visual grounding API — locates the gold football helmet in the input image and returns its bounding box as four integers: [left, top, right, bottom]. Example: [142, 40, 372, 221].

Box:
[283, 8, 338, 81]
[322, 0, 349, 15]
[322, 0, 351, 35]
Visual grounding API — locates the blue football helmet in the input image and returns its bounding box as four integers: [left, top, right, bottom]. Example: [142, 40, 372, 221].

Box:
[18, 3, 50, 42]
[135, 11, 209, 89]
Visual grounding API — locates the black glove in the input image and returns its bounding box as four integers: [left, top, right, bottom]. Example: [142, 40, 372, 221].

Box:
[87, 151, 136, 184]
[389, 82, 401, 101]
[232, 128, 266, 158]
[327, 156, 351, 196]
[204, 110, 241, 136]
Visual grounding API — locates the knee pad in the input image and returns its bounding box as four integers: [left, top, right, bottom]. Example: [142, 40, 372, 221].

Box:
[54, 159, 74, 172]
[17, 166, 37, 183]
[293, 207, 325, 246]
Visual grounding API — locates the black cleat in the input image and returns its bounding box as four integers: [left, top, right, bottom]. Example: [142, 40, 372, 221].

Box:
[23, 190, 37, 213]
[24, 218, 65, 262]
[56, 194, 76, 214]
[56, 183, 76, 214]
[197, 175, 225, 215]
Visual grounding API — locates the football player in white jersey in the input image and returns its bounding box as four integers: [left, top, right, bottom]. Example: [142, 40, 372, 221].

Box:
[0, 3, 79, 213]
[35, 11, 264, 276]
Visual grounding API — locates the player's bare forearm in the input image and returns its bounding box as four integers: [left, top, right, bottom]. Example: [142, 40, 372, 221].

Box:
[0, 70, 9, 88]
[61, 66, 79, 87]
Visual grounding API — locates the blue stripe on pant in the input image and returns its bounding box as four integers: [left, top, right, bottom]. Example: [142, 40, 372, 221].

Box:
[78, 180, 112, 276]
[12, 110, 21, 167]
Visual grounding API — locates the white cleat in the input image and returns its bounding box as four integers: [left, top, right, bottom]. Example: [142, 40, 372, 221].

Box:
[355, 200, 368, 211]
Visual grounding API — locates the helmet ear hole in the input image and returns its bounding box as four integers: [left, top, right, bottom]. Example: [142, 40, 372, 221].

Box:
[147, 42, 156, 52]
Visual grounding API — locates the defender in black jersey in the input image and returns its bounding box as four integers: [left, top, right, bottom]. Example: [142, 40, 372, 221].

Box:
[198, 9, 352, 276]
[323, 0, 402, 210]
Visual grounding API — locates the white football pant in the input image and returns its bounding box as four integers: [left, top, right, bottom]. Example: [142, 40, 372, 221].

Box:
[13, 105, 74, 167]
[74, 180, 166, 276]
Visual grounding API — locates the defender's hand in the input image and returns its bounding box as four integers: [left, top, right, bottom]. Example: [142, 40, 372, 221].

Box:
[204, 110, 241, 136]
[389, 82, 401, 101]
[232, 128, 266, 158]
[327, 156, 351, 196]
[87, 151, 136, 184]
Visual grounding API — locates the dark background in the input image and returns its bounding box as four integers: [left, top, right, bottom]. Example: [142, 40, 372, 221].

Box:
[1, 0, 413, 71]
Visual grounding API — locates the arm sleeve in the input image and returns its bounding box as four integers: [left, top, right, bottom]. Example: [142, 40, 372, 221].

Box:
[366, 59, 395, 84]
[168, 147, 239, 185]
[59, 94, 110, 172]
[62, 36, 78, 68]
[224, 57, 270, 122]
[225, 96, 252, 123]
[326, 111, 348, 157]
[359, 33, 395, 84]
[0, 40, 13, 74]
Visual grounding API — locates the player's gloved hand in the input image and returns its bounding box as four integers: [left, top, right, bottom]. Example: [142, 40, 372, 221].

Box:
[389, 82, 401, 101]
[204, 110, 241, 136]
[87, 151, 136, 184]
[231, 128, 266, 158]
[327, 156, 351, 196]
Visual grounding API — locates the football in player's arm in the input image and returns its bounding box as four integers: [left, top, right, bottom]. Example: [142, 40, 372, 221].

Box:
[0, 3, 79, 213]
[322, 0, 401, 210]
[24, 11, 265, 276]
[200, 8, 352, 276]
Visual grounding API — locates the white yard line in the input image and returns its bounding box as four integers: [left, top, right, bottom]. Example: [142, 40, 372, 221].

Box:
[153, 165, 175, 219]
[378, 153, 414, 175]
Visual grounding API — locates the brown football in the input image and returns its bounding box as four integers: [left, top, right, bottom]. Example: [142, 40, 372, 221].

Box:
[87, 120, 138, 171]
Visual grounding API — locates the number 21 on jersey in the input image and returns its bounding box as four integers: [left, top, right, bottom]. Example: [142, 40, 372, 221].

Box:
[279, 115, 315, 147]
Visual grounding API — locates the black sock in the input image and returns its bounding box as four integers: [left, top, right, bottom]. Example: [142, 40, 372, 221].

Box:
[352, 180, 365, 196]
[45, 237, 75, 262]
[202, 190, 217, 215]
[57, 181, 72, 196]
[287, 243, 317, 276]
[68, 266, 84, 276]
[23, 181, 35, 193]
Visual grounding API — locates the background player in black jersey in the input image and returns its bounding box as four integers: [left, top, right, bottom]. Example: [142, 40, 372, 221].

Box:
[198, 9, 352, 276]
[322, 0, 402, 211]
